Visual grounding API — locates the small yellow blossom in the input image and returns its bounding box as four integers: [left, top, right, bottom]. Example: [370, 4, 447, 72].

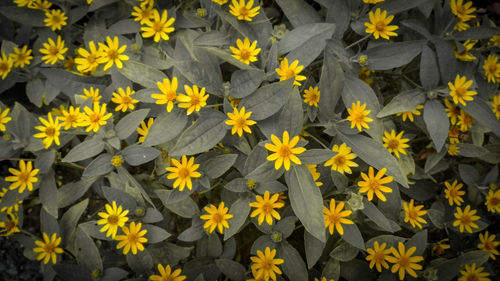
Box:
[364, 8, 398, 40]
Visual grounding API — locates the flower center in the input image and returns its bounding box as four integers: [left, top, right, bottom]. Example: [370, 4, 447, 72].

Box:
[107, 49, 119, 60]
[45, 127, 56, 137]
[455, 87, 466, 98]
[328, 212, 341, 224]
[212, 213, 223, 224]
[49, 45, 60, 56]
[449, 188, 458, 197]
[166, 90, 176, 101]
[460, 214, 471, 225]
[375, 21, 386, 31]
[483, 241, 493, 251]
[121, 96, 132, 104]
[239, 49, 251, 61]
[17, 171, 30, 184]
[261, 202, 272, 214]
[374, 251, 386, 262]
[260, 258, 273, 271]
[239, 7, 249, 17]
[107, 215, 119, 225]
[128, 233, 138, 244]
[247, 180, 256, 189]
[4, 220, 16, 232]
[408, 209, 418, 220]
[387, 139, 399, 150]
[87, 54, 97, 64]
[489, 197, 500, 206]
[66, 114, 78, 123]
[467, 274, 479, 281]
[398, 255, 410, 267]
[177, 167, 190, 179]
[153, 21, 164, 32]
[369, 180, 381, 191]
[285, 69, 295, 79]
[278, 145, 291, 158]
[52, 15, 61, 24]
[488, 64, 498, 73]
[0, 63, 7, 72]
[353, 112, 366, 122]
[89, 113, 101, 123]
[16, 53, 26, 62]
[334, 155, 346, 166]
[236, 117, 247, 127]
[44, 243, 55, 254]
[190, 95, 200, 106]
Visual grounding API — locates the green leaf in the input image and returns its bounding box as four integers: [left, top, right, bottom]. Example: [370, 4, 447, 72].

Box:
[178, 219, 204, 242]
[339, 133, 408, 187]
[285, 166, 325, 242]
[339, 259, 375, 281]
[142, 108, 188, 146]
[275, 0, 321, 28]
[460, 98, 500, 138]
[361, 41, 424, 71]
[60, 199, 89, 246]
[230, 69, 265, 98]
[117, 60, 167, 88]
[36, 150, 56, 175]
[40, 208, 60, 237]
[342, 223, 365, 250]
[0, 6, 46, 27]
[40, 171, 58, 218]
[166, 196, 200, 218]
[420, 45, 440, 90]
[108, 19, 140, 35]
[194, 31, 230, 47]
[224, 178, 249, 193]
[89, 0, 117, 11]
[406, 230, 427, 256]
[304, 231, 325, 269]
[200, 46, 252, 70]
[435, 250, 490, 281]
[215, 259, 246, 281]
[240, 80, 294, 121]
[82, 154, 113, 178]
[101, 186, 137, 212]
[26, 78, 44, 107]
[142, 208, 163, 224]
[52, 264, 92, 281]
[424, 99, 449, 152]
[318, 49, 344, 122]
[224, 196, 251, 241]
[298, 149, 336, 165]
[214, 9, 256, 40]
[122, 145, 161, 166]
[143, 224, 171, 244]
[40, 68, 108, 99]
[115, 109, 150, 140]
[202, 154, 238, 179]
[456, 143, 489, 158]
[330, 242, 359, 262]
[246, 161, 284, 183]
[424, 143, 448, 173]
[78, 221, 112, 241]
[459, 164, 479, 187]
[76, 226, 103, 272]
[434, 38, 459, 84]
[127, 249, 153, 273]
[278, 87, 304, 137]
[361, 199, 393, 232]
[58, 181, 92, 209]
[377, 89, 426, 118]
[62, 136, 105, 163]
[453, 26, 500, 40]
[278, 242, 308, 281]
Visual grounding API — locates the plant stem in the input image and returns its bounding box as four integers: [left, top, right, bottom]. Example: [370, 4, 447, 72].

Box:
[345, 35, 370, 50]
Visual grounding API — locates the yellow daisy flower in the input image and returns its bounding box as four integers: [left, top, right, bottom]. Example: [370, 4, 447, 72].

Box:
[0, 212, 20, 237]
[275, 58, 306, 86]
[454, 17, 471, 31]
[478, 231, 500, 260]
[111, 155, 124, 167]
[59, 106, 81, 130]
[10, 45, 33, 68]
[177, 84, 209, 115]
[131, 4, 154, 25]
[44, 9, 67, 31]
[97, 201, 129, 239]
[382, 130, 410, 159]
[306, 164, 323, 187]
[346, 101, 373, 131]
[366, 241, 392, 272]
[453, 40, 476, 61]
[432, 238, 451, 256]
[14, 0, 35, 8]
[489, 35, 500, 47]
[225, 106, 257, 137]
[386, 242, 424, 280]
[34, 113, 62, 149]
[6, 160, 39, 193]
[483, 54, 500, 83]
[115, 222, 148, 255]
[457, 109, 473, 132]
[450, 0, 476, 22]
[78, 102, 113, 133]
[453, 205, 480, 233]
[324, 143, 358, 174]
[97, 36, 129, 70]
[75, 41, 100, 73]
[229, 0, 260, 21]
[458, 263, 490, 281]
[444, 180, 465, 206]
[0, 52, 13, 79]
[250, 247, 284, 281]
[396, 104, 423, 122]
[364, 8, 398, 40]
[303, 86, 320, 107]
[141, 9, 175, 42]
[200, 202, 233, 234]
[444, 99, 462, 125]
[0, 106, 12, 131]
[230, 38, 261, 65]
[249, 191, 284, 226]
[323, 198, 354, 235]
[150, 264, 186, 281]
[485, 189, 500, 213]
[264, 130, 306, 171]
[492, 94, 500, 120]
[137, 117, 153, 143]
[448, 74, 477, 106]
[166, 155, 202, 191]
[152, 77, 178, 112]
[403, 199, 428, 229]
[358, 67, 374, 85]
[39, 36, 68, 65]
[80, 87, 102, 103]
[111, 87, 139, 112]
[33, 233, 63, 264]
[358, 167, 393, 202]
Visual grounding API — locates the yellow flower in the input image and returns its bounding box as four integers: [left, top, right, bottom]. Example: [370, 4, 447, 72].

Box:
[490, 35, 500, 47]
[0, 106, 12, 131]
[0, 188, 23, 213]
[364, 8, 398, 40]
[111, 87, 139, 112]
[346, 101, 373, 131]
[152, 77, 178, 112]
[87, 0, 94, 3]
[432, 238, 450, 255]
[177, 84, 209, 115]
[97, 201, 129, 239]
[323, 198, 354, 235]
[483, 54, 500, 83]
[80, 87, 102, 103]
[448, 144, 459, 156]
[363, 0, 384, 3]
[453, 40, 476, 61]
[454, 17, 471, 31]
[229, 0, 260, 21]
[75, 41, 100, 73]
[275, 58, 306, 86]
[6, 160, 39, 193]
[78, 102, 113, 133]
[137, 117, 153, 143]
[39, 36, 68, 65]
[141, 9, 175, 42]
[44, 9, 67, 31]
[51, 105, 66, 116]
[303, 86, 320, 107]
[358, 67, 374, 85]
[150, 264, 186, 281]
[166, 155, 202, 191]
[10, 45, 33, 68]
[34, 113, 62, 149]
[33, 233, 63, 264]
[249, 191, 284, 225]
[448, 74, 477, 106]
[314, 278, 333, 281]
[382, 130, 410, 159]
[265, 130, 306, 171]
[324, 143, 358, 174]
[30, 0, 52, 10]
[396, 104, 423, 122]
[403, 199, 427, 229]
[450, 0, 476, 22]
[131, 4, 154, 25]
[306, 164, 323, 187]
[115, 222, 148, 255]
[366, 241, 391, 272]
[478, 231, 500, 260]
[492, 94, 500, 120]
[200, 202, 233, 234]
[458, 263, 490, 281]
[13, 0, 35, 8]
[448, 125, 460, 144]
[250, 247, 284, 281]
[0, 212, 20, 237]
[386, 242, 424, 280]
[111, 155, 123, 167]
[358, 167, 393, 202]
[230, 38, 261, 65]
[457, 109, 473, 132]
[0, 52, 13, 79]
[212, 0, 229, 5]
[225, 106, 257, 137]
[453, 205, 480, 233]
[59, 106, 81, 130]
[485, 189, 500, 213]
[444, 180, 465, 206]
[444, 99, 462, 125]
[97, 36, 129, 70]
